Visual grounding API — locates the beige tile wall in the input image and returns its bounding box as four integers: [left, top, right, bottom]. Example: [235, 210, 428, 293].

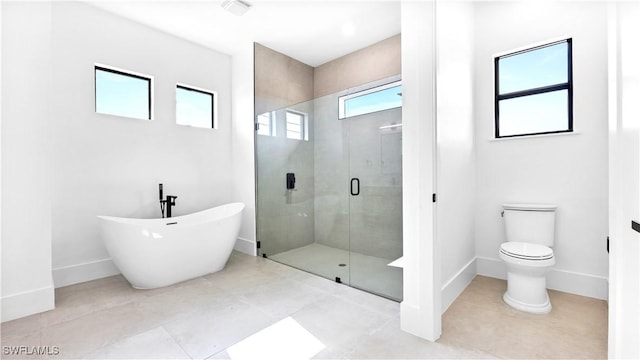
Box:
[254, 43, 315, 116]
[313, 34, 401, 99]
[254, 35, 402, 260]
[254, 45, 316, 258]
[255, 33, 401, 112]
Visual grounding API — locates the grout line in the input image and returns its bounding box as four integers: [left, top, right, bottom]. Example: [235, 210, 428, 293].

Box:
[160, 324, 195, 360]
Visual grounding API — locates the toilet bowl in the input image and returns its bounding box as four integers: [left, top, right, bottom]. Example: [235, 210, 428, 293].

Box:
[499, 242, 555, 314]
[499, 204, 557, 314]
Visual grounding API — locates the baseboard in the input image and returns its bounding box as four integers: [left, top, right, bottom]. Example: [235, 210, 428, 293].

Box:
[547, 268, 609, 300]
[53, 258, 120, 288]
[476, 256, 609, 300]
[53, 239, 257, 288]
[441, 257, 477, 313]
[476, 256, 507, 280]
[400, 302, 441, 342]
[1, 285, 55, 322]
[234, 237, 256, 256]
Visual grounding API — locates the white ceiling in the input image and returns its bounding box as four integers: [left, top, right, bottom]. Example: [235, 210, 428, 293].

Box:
[87, 0, 401, 67]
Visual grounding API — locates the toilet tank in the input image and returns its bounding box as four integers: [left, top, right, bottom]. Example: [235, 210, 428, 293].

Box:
[503, 204, 557, 247]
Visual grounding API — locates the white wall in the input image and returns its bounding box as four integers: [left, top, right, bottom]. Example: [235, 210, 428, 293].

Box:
[1, 2, 55, 321]
[608, 1, 640, 357]
[49, 2, 234, 287]
[436, 1, 477, 313]
[473, 1, 609, 300]
[0, 2, 2, 314]
[400, 0, 440, 341]
[231, 42, 257, 255]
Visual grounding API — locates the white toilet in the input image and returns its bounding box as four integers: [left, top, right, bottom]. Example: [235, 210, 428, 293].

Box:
[499, 203, 557, 314]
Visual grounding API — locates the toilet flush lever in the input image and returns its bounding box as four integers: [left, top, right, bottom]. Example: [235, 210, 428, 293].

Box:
[501, 210, 505, 217]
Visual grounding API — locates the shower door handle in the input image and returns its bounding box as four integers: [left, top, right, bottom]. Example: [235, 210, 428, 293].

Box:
[350, 178, 360, 196]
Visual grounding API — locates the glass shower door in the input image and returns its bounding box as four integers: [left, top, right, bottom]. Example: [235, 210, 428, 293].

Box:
[255, 82, 402, 301]
[257, 96, 352, 286]
[347, 107, 403, 301]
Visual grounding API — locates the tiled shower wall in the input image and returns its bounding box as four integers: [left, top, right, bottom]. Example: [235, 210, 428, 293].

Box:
[255, 35, 401, 258]
[254, 44, 315, 256]
[314, 34, 401, 98]
[313, 94, 402, 260]
[254, 43, 314, 115]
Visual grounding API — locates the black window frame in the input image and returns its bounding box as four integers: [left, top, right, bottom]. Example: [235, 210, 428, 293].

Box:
[494, 38, 573, 138]
[94, 65, 152, 120]
[176, 84, 216, 129]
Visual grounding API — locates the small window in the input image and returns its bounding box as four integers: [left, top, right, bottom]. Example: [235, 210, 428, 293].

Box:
[256, 111, 276, 136]
[286, 110, 307, 140]
[495, 39, 573, 138]
[339, 80, 402, 119]
[176, 85, 216, 129]
[95, 65, 152, 120]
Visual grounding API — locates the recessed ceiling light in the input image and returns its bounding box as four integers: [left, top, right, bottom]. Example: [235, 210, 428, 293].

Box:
[341, 23, 355, 37]
[221, 0, 251, 16]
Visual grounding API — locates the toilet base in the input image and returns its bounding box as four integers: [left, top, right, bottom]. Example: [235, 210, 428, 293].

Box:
[503, 291, 552, 314]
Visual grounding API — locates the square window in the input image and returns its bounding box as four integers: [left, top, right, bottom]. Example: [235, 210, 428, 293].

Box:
[95, 65, 152, 120]
[495, 39, 573, 138]
[257, 111, 276, 136]
[176, 85, 216, 129]
[286, 110, 307, 140]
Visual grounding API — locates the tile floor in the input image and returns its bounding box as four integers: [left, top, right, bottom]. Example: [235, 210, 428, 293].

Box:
[269, 243, 403, 301]
[439, 276, 609, 359]
[0, 252, 607, 359]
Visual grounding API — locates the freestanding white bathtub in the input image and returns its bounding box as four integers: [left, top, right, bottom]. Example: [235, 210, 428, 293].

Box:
[98, 202, 244, 289]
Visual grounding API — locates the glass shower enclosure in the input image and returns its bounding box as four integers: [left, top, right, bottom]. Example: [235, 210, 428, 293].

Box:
[255, 77, 403, 301]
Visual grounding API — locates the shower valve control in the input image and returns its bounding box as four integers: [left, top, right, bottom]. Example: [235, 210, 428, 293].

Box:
[286, 173, 296, 189]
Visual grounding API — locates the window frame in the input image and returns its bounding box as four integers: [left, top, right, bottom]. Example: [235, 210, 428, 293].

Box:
[175, 83, 217, 129]
[338, 79, 402, 120]
[256, 111, 276, 137]
[494, 38, 573, 138]
[94, 64, 153, 120]
[285, 109, 308, 141]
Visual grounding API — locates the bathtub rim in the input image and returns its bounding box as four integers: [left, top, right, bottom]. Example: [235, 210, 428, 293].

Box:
[97, 202, 245, 226]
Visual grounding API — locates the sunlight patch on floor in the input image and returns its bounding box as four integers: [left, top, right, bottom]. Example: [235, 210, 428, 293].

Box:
[227, 317, 325, 360]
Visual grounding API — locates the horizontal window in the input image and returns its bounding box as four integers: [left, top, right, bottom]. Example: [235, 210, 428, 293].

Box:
[176, 85, 216, 129]
[95, 65, 152, 120]
[498, 90, 569, 137]
[339, 80, 402, 119]
[495, 39, 573, 138]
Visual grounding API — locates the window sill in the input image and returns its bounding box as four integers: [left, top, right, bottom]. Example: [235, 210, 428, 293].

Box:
[96, 112, 153, 122]
[176, 123, 216, 130]
[489, 131, 580, 142]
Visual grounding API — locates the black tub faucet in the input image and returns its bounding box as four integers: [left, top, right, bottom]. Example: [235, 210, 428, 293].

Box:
[159, 184, 178, 218]
[165, 195, 177, 218]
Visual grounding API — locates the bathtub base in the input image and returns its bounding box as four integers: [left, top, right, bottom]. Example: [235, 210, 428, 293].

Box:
[98, 203, 244, 290]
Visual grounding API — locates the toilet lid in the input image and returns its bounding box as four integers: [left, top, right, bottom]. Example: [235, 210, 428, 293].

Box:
[500, 242, 554, 260]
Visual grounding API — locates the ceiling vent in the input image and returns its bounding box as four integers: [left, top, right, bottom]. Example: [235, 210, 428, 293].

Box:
[221, 0, 251, 16]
